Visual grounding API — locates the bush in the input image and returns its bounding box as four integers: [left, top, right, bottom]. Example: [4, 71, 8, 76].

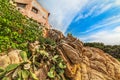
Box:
[0, 0, 43, 52]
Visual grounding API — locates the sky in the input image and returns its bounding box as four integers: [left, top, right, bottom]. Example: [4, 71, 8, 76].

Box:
[38, 0, 120, 45]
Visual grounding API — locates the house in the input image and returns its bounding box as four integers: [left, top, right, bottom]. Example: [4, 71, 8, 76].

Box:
[10, 0, 50, 29]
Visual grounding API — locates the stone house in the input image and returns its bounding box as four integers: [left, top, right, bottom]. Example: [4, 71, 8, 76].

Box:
[10, 0, 50, 29]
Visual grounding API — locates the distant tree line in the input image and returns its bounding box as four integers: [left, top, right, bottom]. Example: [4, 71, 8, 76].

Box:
[84, 42, 120, 59]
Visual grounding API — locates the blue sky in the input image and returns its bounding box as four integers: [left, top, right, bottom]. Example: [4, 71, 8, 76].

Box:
[38, 0, 120, 45]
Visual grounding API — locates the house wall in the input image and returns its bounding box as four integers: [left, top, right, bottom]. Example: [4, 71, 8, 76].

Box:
[13, 0, 50, 28]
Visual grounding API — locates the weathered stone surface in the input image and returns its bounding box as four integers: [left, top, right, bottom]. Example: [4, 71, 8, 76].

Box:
[0, 55, 11, 68]
[29, 41, 40, 54]
[0, 43, 48, 80]
[55, 33, 120, 80]
[0, 50, 22, 68]
[1, 29, 120, 80]
[35, 65, 48, 80]
[46, 29, 65, 42]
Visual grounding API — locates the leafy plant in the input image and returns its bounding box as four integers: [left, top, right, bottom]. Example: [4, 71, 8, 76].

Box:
[0, 0, 67, 80]
[47, 66, 55, 78]
[0, 0, 43, 52]
[47, 55, 66, 79]
[20, 51, 28, 62]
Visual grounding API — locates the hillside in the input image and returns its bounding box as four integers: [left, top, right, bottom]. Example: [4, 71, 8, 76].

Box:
[0, 0, 66, 80]
[1, 0, 120, 80]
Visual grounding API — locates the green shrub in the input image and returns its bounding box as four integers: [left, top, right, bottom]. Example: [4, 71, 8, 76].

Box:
[0, 0, 43, 52]
[0, 1, 66, 80]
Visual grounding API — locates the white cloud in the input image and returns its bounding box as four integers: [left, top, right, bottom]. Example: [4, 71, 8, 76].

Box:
[113, 26, 120, 32]
[115, 0, 120, 5]
[94, 3, 112, 17]
[38, 0, 119, 34]
[81, 26, 120, 45]
[75, 6, 97, 21]
[74, 0, 113, 22]
[38, 0, 120, 45]
[81, 15, 120, 33]
[38, 0, 88, 34]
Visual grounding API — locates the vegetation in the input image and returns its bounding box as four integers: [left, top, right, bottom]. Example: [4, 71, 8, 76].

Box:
[84, 42, 120, 60]
[0, 0, 43, 52]
[0, 0, 66, 80]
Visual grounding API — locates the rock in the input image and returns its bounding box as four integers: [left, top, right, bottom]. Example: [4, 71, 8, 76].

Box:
[8, 50, 22, 64]
[0, 55, 10, 68]
[0, 49, 49, 80]
[35, 65, 48, 80]
[46, 29, 65, 42]
[56, 34, 120, 80]
[1, 29, 120, 80]
[58, 43, 81, 64]
[0, 50, 22, 68]
[29, 41, 40, 54]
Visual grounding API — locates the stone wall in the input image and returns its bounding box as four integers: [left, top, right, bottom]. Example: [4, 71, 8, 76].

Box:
[12, 0, 50, 28]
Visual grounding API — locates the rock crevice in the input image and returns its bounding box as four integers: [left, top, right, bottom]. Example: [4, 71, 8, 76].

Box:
[48, 29, 120, 80]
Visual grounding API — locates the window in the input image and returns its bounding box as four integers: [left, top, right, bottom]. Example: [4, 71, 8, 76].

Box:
[31, 7, 38, 14]
[17, 3, 26, 8]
